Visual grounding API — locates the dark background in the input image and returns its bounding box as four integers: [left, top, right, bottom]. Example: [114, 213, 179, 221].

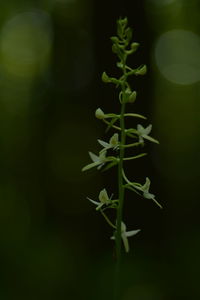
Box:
[0, 0, 200, 299]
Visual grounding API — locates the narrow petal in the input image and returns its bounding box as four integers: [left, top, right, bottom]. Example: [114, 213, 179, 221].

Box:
[98, 139, 110, 148]
[82, 161, 100, 172]
[142, 177, 151, 192]
[97, 163, 104, 170]
[89, 152, 99, 162]
[143, 135, 159, 144]
[87, 197, 100, 206]
[122, 233, 130, 253]
[144, 124, 152, 135]
[96, 203, 104, 210]
[137, 124, 144, 133]
[125, 229, 141, 237]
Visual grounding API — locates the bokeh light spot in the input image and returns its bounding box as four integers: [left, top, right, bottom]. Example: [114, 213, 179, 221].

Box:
[0, 10, 53, 78]
[154, 30, 200, 85]
[147, 0, 176, 6]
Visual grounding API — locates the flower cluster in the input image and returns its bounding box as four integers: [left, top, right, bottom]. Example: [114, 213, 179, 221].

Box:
[82, 17, 161, 254]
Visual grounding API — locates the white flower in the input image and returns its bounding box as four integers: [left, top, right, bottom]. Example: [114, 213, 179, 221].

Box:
[111, 221, 140, 253]
[82, 151, 107, 172]
[98, 133, 119, 152]
[137, 124, 159, 144]
[137, 177, 162, 209]
[87, 188, 112, 210]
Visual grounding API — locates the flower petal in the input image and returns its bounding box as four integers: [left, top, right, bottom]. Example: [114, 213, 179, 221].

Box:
[125, 229, 141, 237]
[142, 135, 159, 144]
[144, 124, 152, 135]
[98, 139, 110, 148]
[89, 152, 99, 162]
[82, 161, 100, 172]
[87, 197, 100, 206]
[122, 233, 130, 253]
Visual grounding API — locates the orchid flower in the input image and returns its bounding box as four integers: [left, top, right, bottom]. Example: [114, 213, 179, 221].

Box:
[137, 124, 159, 144]
[111, 221, 140, 253]
[82, 151, 107, 171]
[87, 188, 114, 210]
[122, 170, 162, 208]
[98, 133, 119, 152]
[139, 177, 162, 209]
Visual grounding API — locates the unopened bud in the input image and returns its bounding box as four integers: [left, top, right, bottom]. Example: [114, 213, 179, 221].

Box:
[95, 108, 105, 119]
[131, 42, 139, 52]
[112, 44, 118, 54]
[102, 71, 111, 83]
[135, 65, 147, 76]
[110, 36, 119, 43]
[128, 91, 137, 103]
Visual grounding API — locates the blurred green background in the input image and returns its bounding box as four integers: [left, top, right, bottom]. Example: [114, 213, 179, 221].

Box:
[0, 0, 200, 299]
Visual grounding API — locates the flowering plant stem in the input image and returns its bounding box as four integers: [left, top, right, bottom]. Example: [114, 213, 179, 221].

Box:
[82, 17, 161, 300]
[115, 89, 126, 300]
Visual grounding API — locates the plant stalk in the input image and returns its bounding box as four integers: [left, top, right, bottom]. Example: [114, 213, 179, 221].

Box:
[114, 81, 126, 300]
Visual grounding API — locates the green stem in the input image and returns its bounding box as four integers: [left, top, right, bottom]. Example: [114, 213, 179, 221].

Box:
[114, 101, 126, 300]
[114, 65, 127, 299]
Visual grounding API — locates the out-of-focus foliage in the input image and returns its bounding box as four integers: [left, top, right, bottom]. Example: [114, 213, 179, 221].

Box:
[0, 0, 200, 299]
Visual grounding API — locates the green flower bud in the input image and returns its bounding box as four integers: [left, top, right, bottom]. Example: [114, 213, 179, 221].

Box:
[112, 44, 118, 54]
[102, 71, 111, 83]
[95, 108, 105, 119]
[128, 91, 137, 103]
[110, 36, 119, 43]
[125, 28, 132, 42]
[120, 17, 128, 27]
[135, 65, 147, 76]
[131, 42, 139, 52]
